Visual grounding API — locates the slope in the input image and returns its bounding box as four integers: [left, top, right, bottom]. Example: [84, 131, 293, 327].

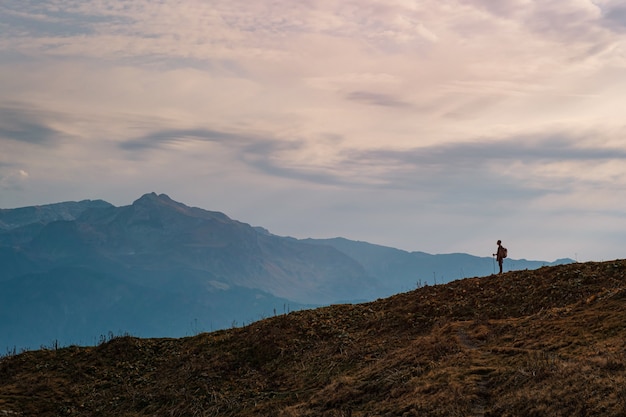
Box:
[1, 259, 626, 416]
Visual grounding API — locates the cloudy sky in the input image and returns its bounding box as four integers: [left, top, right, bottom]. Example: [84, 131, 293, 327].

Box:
[1, 0, 626, 262]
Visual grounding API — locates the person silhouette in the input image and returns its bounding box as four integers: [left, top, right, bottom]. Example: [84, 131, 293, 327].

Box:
[493, 240, 506, 274]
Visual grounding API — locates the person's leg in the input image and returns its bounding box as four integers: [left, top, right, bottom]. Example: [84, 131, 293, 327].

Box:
[499, 260, 503, 274]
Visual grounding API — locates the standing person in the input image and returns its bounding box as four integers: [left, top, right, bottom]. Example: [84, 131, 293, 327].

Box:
[493, 240, 506, 274]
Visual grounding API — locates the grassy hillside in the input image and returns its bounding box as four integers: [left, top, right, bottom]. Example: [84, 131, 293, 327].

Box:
[2, 260, 626, 416]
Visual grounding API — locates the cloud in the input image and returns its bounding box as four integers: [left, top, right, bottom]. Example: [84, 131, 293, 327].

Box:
[0, 105, 64, 146]
[0, 167, 30, 192]
[461, 0, 529, 19]
[119, 127, 307, 159]
[119, 127, 336, 183]
[119, 128, 251, 152]
[346, 91, 412, 108]
[117, 125, 626, 209]
[600, 4, 626, 31]
[345, 132, 626, 189]
[0, 3, 106, 37]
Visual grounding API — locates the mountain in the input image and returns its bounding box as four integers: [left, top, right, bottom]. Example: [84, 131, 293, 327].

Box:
[0, 199, 112, 231]
[1, 260, 625, 416]
[3, 193, 377, 303]
[0, 193, 572, 351]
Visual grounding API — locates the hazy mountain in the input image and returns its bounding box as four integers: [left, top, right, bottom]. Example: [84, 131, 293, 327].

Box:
[1, 193, 377, 302]
[0, 192, 572, 351]
[0, 199, 112, 231]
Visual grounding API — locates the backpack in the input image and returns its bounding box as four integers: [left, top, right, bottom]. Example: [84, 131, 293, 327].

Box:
[502, 247, 508, 258]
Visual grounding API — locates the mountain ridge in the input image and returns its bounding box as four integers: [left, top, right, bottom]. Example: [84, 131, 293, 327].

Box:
[0, 199, 113, 231]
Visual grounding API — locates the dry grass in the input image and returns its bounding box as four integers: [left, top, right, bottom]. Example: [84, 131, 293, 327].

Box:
[2, 260, 626, 416]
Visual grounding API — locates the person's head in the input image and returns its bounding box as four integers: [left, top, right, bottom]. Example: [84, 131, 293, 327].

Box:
[497, 240, 501, 245]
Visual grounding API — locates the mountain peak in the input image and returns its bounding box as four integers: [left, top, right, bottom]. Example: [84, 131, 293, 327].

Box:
[131, 192, 194, 214]
[133, 192, 174, 205]
[129, 193, 231, 224]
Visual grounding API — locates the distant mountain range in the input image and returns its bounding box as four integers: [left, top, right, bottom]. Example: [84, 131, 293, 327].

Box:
[0, 192, 572, 351]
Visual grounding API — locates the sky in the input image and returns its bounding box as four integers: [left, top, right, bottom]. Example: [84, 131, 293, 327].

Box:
[1, 0, 626, 262]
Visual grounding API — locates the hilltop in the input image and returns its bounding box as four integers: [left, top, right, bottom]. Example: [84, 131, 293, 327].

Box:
[1, 260, 626, 416]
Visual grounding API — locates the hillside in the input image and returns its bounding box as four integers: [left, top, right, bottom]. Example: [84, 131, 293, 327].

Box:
[2, 260, 626, 416]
